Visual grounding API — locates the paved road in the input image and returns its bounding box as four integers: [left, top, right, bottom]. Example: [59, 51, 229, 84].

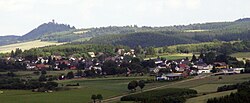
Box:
[102, 74, 213, 103]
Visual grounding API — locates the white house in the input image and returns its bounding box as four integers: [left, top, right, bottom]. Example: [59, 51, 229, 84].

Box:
[232, 68, 245, 74]
[197, 69, 211, 74]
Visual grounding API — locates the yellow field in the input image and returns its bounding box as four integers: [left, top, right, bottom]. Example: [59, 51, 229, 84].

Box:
[0, 40, 65, 53]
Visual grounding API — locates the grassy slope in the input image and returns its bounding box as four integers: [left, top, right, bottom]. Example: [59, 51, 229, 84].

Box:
[0, 40, 64, 53]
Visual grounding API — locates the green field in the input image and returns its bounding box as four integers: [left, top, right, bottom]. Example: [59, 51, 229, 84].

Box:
[186, 90, 237, 103]
[0, 76, 155, 103]
[0, 40, 64, 53]
[1, 73, 250, 103]
[145, 53, 193, 60]
[231, 52, 250, 61]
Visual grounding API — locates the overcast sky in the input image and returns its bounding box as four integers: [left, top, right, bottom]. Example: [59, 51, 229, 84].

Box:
[0, 0, 250, 36]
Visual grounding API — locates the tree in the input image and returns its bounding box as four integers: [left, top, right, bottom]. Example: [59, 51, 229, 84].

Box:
[10, 50, 15, 57]
[128, 81, 138, 92]
[204, 52, 216, 64]
[138, 80, 145, 92]
[39, 74, 47, 82]
[91, 94, 97, 103]
[66, 71, 74, 79]
[191, 54, 197, 62]
[101, 60, 118, 75]
[199, 52, 205, 60]
[41, 70, 47, 75]
[96, 94, 103, 103]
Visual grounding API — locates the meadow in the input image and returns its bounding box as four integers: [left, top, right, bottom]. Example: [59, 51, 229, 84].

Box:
[144, 53, 193, 60]
[1, 72, 250, 103]
[231, 52, 250, 61]
[0, 40, 64, 53]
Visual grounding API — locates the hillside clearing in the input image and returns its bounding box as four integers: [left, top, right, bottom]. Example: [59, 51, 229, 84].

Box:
[0, 40, 65, 53]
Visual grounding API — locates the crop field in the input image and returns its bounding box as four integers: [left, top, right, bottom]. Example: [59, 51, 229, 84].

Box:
[0, 40, 64, 53]
[0, 73, 250, 103]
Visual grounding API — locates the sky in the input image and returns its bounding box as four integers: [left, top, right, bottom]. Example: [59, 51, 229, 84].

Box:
[0, 0, 250, 36]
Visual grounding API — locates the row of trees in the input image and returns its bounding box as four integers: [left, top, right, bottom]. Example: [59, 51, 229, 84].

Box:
[127, 80, 145, 92]
[91, 94, 103, 103]
[121, 88, 197, 103]
[207, 81, 250, 103]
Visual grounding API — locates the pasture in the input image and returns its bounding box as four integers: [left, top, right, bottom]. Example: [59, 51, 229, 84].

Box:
[0, 73, 250, 103]
[0, 40, 64, 53]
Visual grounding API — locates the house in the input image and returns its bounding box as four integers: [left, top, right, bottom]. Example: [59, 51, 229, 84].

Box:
[149, 68, 160, 74]
[214, 62, 228, 69]
[88, 52, 96, 58]
[177, 64, 190, 72]
[117, 49, 125, 55]
[36, 64, 49, 70]
[197, 69, 211, 74]
[157, 73, 183, 80]
[232, 68, 245, 74]
[222, 69, 236, 75]
[26, 63, 36, 70]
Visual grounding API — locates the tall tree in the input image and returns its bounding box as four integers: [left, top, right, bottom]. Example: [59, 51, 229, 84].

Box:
[138, 80, 145, 92]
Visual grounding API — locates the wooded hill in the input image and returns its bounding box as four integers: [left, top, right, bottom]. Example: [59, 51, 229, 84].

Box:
[0, 21, 75, 46]
[1, 18, 250, 47]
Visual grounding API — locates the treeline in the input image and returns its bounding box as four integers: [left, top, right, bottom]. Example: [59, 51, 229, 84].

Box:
[40, 29, 82, 42]
[0, 59, 26, 71]
[86, 32, 198, 48]
[207, 81, 250, 103]
[217, 80, 250, 92]
[20, 44, 129, 57]
[121, 88, 197, 103]
[162, 41, 250, 54]
[0, 76, 58, 90]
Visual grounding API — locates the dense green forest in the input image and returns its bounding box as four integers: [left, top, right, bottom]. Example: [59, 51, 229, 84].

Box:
[86, 32, 199, 47]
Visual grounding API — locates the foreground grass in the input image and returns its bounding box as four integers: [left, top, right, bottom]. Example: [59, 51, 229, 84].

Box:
[0, 40, 64, 53]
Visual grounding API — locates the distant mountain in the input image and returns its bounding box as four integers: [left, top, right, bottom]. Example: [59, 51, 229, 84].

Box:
[0, 35, 20, 46]
[18, 21, 75, 41]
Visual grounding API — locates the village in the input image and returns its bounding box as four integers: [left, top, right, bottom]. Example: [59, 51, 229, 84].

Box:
[1, 48, 246, 81]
